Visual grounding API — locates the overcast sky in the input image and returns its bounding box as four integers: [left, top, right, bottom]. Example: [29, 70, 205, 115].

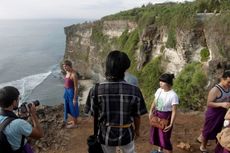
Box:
[0, 0, 192, 20]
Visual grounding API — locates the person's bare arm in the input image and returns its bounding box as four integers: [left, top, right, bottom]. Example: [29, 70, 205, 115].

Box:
[164, 105, 177, 132]
[28, 104, 44, 139]
[134, 116, 140, 139]
[207, 87, 230, 109]
[225, 109, 230, 120]
[149, 100, 156, 119]
[72, 72, 78, 105]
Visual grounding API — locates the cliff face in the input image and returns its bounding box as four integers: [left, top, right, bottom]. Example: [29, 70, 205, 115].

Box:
[64, 20, 137, 80]
[63, 14, 229, 87]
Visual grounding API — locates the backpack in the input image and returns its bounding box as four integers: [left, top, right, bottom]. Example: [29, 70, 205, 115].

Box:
[0, 110, 25, 153]
[0, 117, 17, 153]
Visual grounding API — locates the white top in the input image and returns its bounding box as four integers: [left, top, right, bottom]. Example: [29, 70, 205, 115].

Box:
[154, 88, 179, 112]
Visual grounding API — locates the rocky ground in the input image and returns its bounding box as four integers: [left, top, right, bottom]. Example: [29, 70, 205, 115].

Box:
[30, 80, 218, 153]
[31, 107, 217, 153]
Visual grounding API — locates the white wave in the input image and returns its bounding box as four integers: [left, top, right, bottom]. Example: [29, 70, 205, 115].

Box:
[50, 64, 63, 79]
[0, 71, 51, 104]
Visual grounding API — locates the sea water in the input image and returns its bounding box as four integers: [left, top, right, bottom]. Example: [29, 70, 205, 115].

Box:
[0, 19, 84, 106]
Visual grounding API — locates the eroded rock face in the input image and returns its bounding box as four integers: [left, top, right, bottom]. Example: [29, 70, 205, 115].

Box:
[63, 16, 229, 87]
[137, 24, 206, 75]
[63, 20, 137, 80]
[102, 20, 137, 38]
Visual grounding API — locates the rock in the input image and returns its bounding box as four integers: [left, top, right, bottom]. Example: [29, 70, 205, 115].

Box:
[176, 142, 191, 151]
[30, 104, 70, 152]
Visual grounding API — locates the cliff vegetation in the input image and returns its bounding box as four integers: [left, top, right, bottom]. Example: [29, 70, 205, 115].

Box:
[63, 0, 230, 110]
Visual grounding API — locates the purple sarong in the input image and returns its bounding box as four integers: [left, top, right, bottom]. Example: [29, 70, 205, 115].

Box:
[215, 143, 230, 153]
[23, 143, 34, 153]
[202, 107, 226, 140]
[149, 111, 172, 151]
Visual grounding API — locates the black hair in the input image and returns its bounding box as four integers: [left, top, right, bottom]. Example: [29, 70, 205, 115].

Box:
[222, 70, 230, 79]
[159, 73, 175, 86]
[0, 86, 20, 108]
[105, 50, 130, 81]
[63, 60, 72, 68]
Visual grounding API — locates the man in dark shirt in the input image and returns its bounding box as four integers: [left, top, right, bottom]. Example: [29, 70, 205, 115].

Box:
[85, 50, 147, 153]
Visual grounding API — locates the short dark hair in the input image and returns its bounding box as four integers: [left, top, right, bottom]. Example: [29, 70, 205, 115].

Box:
[159, 73, 175, 86]
[222, 70, 230, 79]
[63, 60, 72, 68]
[105, 50, 130, 81]
[0, 86, 20, 108]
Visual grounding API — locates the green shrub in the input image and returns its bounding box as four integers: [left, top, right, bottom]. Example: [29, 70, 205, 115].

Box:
[220, 0, 230, 11]
[123, 29, 139, 52]
[103, 2, 197, 31]
[174, 62, 208, 110]
[200, 48, 210, 62]
[166, 28, 177, 49]
[91, 22, 108, 44]
[122, 29, 139, 72]
[137, 11, 156, 31]
[118, 29, 129, 49]
[205, 13, 230, 59]
[138, 56, 163, 108]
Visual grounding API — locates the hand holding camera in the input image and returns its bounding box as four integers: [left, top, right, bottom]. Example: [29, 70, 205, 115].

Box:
[18, 100, 40, 119]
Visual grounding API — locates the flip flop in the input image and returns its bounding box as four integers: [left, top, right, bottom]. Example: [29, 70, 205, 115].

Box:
[196, 138, 211, 146]
[66, 124, 78, 129]
[200, 146, 209, 153]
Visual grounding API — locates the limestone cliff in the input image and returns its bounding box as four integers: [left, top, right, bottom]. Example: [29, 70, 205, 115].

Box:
[62, 2, 230, 110]
[64, 20, 137, 81]
[63, 15, 229, 85]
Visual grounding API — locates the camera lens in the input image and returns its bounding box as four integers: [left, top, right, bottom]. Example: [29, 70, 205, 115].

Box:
[33, 100, 40, 106]
[27, 100, 40, 108]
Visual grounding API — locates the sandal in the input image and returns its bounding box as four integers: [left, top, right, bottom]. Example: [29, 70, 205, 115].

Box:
[196, 137, 211, 146]
[66, 124, 78, 129]
[200, 146, 209, 153]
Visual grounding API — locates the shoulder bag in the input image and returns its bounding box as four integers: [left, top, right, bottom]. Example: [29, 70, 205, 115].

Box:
[87, 84, 104, 153]
[149, 90, 169, 130]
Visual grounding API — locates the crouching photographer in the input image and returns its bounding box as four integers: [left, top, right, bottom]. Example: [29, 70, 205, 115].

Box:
[0, 86, 44, 153]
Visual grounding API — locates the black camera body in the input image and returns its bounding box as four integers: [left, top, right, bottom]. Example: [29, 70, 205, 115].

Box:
[18, 100, 40, 114]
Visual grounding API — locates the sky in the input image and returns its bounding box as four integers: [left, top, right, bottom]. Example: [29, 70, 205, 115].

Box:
[0, 0, 192, 20]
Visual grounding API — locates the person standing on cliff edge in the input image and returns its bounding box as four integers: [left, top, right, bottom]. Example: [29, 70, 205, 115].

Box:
[63, 60, 79, 128]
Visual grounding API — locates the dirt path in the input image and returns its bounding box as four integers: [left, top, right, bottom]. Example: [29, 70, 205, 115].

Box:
[45, 80, 217, 153]
[46, 111, 218, 153]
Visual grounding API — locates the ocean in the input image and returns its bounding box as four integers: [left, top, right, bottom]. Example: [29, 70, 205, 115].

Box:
[0, 19, 84, 106]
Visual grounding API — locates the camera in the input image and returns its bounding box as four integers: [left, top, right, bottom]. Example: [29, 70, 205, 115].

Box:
[18, 100, 40, 114]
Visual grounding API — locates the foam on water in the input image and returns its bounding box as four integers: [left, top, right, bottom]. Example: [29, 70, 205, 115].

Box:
[0, 71, 52, 104]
